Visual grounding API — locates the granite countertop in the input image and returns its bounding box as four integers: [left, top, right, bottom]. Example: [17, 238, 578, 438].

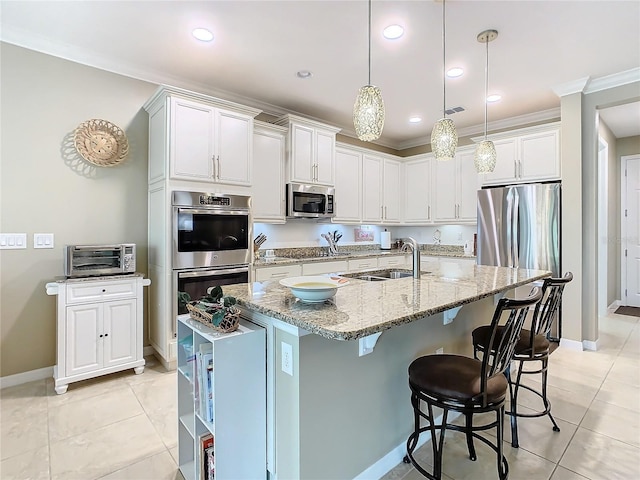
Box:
[223, 264, 550, 341]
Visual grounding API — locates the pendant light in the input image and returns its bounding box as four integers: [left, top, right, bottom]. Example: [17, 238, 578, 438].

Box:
[353, 0, 385, 142]
[474, 29, 499, 173]
[431, 0, 458, 162]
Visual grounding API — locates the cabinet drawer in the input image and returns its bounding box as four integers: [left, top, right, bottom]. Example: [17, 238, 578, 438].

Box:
[66, 279, 136, 304]
[255, 264, 302, 282]
[378, 255, 407, 268]
[302, 261, 348, 276]
[348, 258, 379, 272]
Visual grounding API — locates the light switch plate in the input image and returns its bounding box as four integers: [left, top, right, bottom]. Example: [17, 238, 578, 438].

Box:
[0, 233, 27, 249]
[34, 233, 54, 249]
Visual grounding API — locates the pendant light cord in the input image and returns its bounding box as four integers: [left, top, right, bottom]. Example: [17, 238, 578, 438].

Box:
[368, 0, 372, 86]
[484, 36, 489, 140]
[442, 0, 446, 117]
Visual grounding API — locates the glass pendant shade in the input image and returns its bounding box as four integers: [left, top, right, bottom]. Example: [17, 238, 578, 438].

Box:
[474, 140, 497, 173]
[353, 85, 385, 142]
[431, 118, 458, 162]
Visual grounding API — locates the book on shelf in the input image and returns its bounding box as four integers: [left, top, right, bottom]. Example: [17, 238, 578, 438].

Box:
[205, 444, 215, 480]
[196, 343, 214, 422]
[199, 433, 214, 480]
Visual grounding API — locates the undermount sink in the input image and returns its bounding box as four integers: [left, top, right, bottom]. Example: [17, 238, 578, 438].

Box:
[347, 269, 420, 282]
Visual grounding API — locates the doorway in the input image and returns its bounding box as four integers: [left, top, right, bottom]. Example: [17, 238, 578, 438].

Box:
[622, 154, 640, 307]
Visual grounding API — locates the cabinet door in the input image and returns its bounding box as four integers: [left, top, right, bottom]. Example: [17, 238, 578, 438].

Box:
[290, 124, 314, 183]
[170, 97, 214, 180]
[253, 128, 286, 222]
[362, 155, 383, 223]
[315, 129, 335, 185]
[457, 149, 480, 222]
[103, 299, 137, 369]
[254, 264, 302, 282]
[215, 110, 252, 186]
[483, 137, 517, 185]
[383, 159, 401, 223]
[65, 304, 102, 376]
[433, 158, 457, 222]
[334, 148, 361, 223]
[519, 128, 560, 181]
[404, 158, 432, 223]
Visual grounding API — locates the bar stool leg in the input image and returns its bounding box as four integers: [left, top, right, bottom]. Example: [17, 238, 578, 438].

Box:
[465, 413, 477, 461]
[496, 406, 509, 480]
[509, 361, 525, 448]
[541, 358, 560, 433]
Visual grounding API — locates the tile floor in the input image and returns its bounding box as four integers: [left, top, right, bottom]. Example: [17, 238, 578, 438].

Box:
[1, 310, 639, 480]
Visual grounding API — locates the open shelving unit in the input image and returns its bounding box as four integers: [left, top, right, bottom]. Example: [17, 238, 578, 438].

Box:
[177, 314, 266, 480]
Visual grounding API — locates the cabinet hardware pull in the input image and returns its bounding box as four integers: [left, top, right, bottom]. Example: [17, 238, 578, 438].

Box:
[104, 333, 108, 337]
[212, 155, 216, 178]
[384, 206, 387, 219]
[381, 206, 384, 219]
[428, 205, 431, 219]
[217, 156, 221, 180]
[99, 334, 103, 338]
[102, 289, 106, 293]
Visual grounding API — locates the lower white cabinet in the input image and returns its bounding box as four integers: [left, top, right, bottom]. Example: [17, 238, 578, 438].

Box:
[177, 316, 266, 480]
[302, 260, 348, 275]
[348, 257, 378, 271]
[46, 275, 150, 394]
[254, 264, 302, 282]
[378, 255, 408, 268]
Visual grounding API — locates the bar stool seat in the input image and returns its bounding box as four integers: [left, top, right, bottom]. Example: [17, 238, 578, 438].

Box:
[472, 272, 573, 449]
[404, 288, 542, 480]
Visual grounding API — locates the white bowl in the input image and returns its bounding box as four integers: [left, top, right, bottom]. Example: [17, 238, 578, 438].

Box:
[279, 275, 349, 303]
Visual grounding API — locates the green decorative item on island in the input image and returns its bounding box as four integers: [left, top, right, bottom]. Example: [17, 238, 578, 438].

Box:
[186, 285, 241, 333]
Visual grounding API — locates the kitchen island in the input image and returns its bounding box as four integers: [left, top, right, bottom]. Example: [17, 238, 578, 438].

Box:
[221, 261, 550, 479]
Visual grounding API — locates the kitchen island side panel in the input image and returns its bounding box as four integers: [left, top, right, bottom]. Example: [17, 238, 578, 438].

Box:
[279, 296, 496, 479]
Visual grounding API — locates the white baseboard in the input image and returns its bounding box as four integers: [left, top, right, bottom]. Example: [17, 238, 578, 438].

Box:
[143, 345, 155, 357]
[0, 366, 53, 390]
[353, 412, 457, 479]
[582, 338, 600, 351]
[559, 338, 584, 351]
[608, 300, 622, 313]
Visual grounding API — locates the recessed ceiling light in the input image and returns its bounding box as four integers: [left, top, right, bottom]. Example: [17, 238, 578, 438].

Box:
[296, 70, 312, 79]
[409, 116, 422, 123]
[446, 67, 464, 78]
[487, 94, 502, 102]
[192, 28, 214, 42]
[383, 24, 404, 40]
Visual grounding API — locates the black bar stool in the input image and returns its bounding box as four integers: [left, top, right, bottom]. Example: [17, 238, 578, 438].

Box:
[404, 288, 542, 480]
[472, 272, 573, 448]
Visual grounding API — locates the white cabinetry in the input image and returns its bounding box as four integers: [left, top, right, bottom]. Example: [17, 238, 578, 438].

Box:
[302, 260, 348, 275]
[274, 114, 340, 186]
[333, 147, 362, 223]
[46, 275, 150, 394]
[177, 316, 265, 480]
[481, 123, 561, 186]
[433, 146, 479, 224]
[362, 154, 401, 224]
[404, 155, 434, 224]
[252, 122, 287, 223]
[254, 264, 302, 282]
[378, 255, 408, 268]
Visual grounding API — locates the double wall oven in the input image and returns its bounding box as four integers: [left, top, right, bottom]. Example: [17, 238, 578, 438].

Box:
[172, 191, 252, 324]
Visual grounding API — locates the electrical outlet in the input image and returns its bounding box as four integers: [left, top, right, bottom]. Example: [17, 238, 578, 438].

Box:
[436, 347, 444, 354]
[281, 341, 293, 376]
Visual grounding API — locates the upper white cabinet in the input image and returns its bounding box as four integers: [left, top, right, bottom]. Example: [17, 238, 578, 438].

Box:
[275, 114, 340, 186]
[481, 123, 561, 186]
[433, 146, 479, 224]
[404, 155, 434, 223]
[333, 147, 362, 223]
[144, 86, 261, 187]
[252, 122, 287, 223]
[362, 154, 401, 224]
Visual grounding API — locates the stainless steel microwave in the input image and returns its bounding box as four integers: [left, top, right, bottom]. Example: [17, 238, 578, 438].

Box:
[64, 244, 136, 278]
[286, 183, 335, 219]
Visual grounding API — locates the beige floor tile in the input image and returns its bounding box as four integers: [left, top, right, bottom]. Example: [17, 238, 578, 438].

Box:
[0, 409, 49, 461]
[48, 384, 144, 442]
[97, 450, 180, 480]
[607, 356, 640, 387]
[559, 427, 640, 480]
[580, 399, 640, 447]
[380, 458, 414, 479]
[46, 371, 132, 408]
[0, 444, 50, 480]
[130, 373, 177, 448]
[0, 379, 48, 420]
[123, 356, 173, 387]
[550, 465, 590, 480]
[515, 379, 593, 426]
[401, 466, 455, 480]
[594, 377, 640, 411]
[169, 444, 179, 465]
[50, 414, 166, 480]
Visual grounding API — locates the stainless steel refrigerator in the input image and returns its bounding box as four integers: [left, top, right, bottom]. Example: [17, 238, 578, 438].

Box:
[477, 182, 561, 277]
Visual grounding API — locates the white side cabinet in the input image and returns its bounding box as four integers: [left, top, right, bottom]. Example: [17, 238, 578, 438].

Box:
[177, 316, 266, 480]
[46, 275, 150, 394]
[333, 147, 362, 223]
[362, 154, 401, 224]
[433, 146, 479, 224]
[252, 122, 287, 223]
[274, 114, 340, 186]
[404, 154, 434, 224]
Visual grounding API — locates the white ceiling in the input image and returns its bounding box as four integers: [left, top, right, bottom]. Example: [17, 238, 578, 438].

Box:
[1, 0, 639, 149]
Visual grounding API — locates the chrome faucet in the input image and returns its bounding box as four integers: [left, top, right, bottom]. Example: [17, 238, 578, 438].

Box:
[401, 237, 421, 279]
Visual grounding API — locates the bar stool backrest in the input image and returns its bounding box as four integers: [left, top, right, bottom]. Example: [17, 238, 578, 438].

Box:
[527, 272, 574, 354]
[477, 287, 542, 406]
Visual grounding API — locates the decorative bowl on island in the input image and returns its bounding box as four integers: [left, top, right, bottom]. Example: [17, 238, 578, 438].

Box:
[279, 275, 349, 303]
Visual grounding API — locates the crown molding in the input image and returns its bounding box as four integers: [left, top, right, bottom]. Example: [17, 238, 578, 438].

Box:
[584, 67, 640, 94]
[552, 77, 591, 97]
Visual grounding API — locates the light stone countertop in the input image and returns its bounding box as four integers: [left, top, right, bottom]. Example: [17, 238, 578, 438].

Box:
[223, 263, 550, 341]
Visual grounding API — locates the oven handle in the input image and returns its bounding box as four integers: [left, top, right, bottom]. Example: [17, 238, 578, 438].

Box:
[177, 207, 250, 216]
[177, 267, 249, 279]
[72, 244, 124, 250]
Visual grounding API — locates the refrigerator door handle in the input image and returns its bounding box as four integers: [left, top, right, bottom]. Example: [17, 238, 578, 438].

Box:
[512, 191, 520, 268]
[506, 192, 513, 268]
